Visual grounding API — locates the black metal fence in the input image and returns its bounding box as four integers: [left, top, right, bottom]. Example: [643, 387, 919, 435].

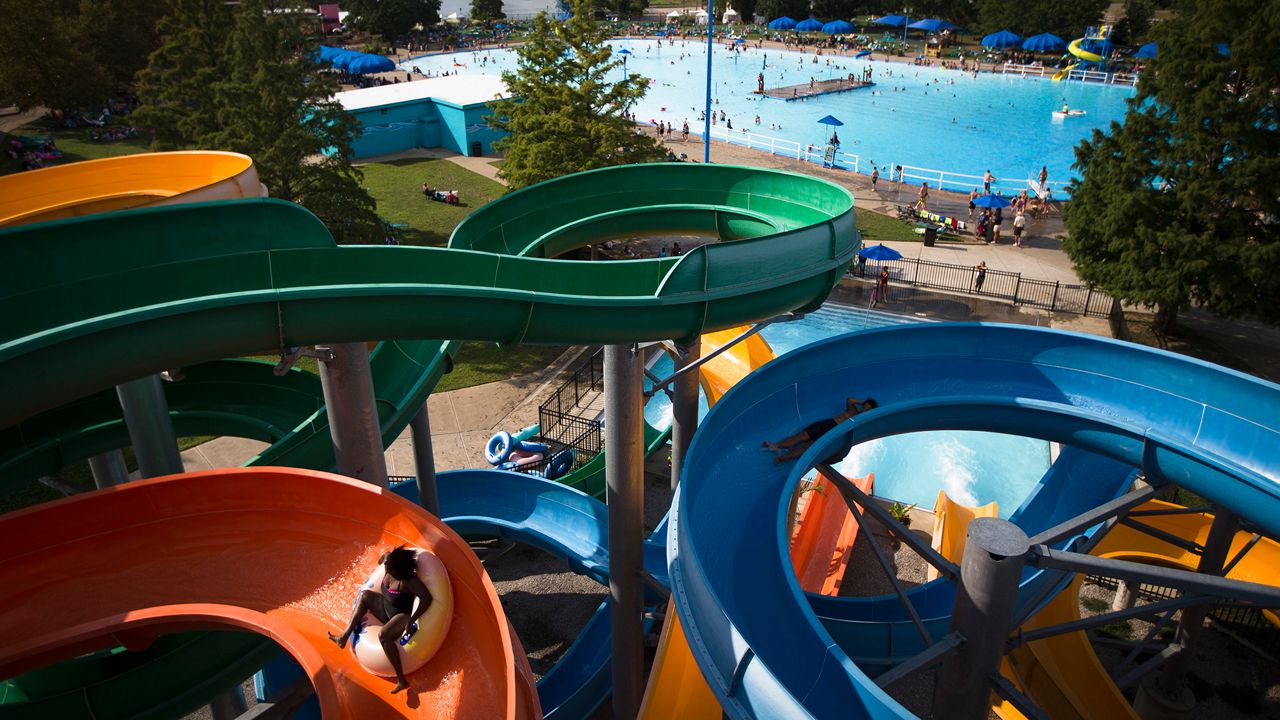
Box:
[852, 257, 1115, 317]
[1088, 575, 1280, 658]
[534, 349, 606, 475]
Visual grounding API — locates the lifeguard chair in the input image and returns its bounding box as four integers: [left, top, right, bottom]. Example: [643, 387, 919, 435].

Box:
[924, 37, 942, 58]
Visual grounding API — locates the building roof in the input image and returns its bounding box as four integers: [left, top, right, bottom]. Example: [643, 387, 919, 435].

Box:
[335, 74, 509, 111]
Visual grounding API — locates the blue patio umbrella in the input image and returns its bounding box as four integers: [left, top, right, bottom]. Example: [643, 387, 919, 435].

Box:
[972, 194, 1011, 209]
[854, 49, 872, 58]
[495, 22, 508, 29]
[767, 16, 797, 30]
[906, 19, 956, 32]
[822, 19, 854, 34]
[859, 243, 903, 261]
[1216, 42, 1230, 57]
[1022, 33, 1066, 53]
[316, 45, 345, 60]
[796, 18, 824, 32]
[734, 37, 746, 44]
[982, 30, 1022, 49]
[655, 30, 666, 36]
[327, 50, 365, 70]
[872, 15, 908, 27]
[346, 54, 396, 75]
[1134, 42, 1157, 58]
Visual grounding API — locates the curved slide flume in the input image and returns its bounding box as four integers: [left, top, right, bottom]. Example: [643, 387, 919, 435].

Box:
[254, 469, 671, 720]
[0, 468, 539, 719]
[672, 323, 1280, 718]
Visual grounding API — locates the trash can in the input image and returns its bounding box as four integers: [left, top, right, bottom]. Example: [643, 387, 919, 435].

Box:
[923, 226, 938, 247]
[469, 141, 482, 157]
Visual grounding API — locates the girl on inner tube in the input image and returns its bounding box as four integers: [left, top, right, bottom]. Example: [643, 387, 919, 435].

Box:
[328, 546, 433, 693]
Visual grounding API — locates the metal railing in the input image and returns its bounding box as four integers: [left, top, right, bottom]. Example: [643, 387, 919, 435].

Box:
[853, 257, 1115, 317]
[1088, 575, 1280, 659]
[1001, 63, 1046, 77]
[696, 125, 1072, 199]
[534, 349, 606, 475]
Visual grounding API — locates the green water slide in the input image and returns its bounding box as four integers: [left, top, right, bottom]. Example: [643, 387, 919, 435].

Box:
[0, 163, 857, 716]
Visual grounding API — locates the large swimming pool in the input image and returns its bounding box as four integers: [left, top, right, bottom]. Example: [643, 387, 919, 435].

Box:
[642, 304, 1050, 517]
[402, 38, 1133, 195]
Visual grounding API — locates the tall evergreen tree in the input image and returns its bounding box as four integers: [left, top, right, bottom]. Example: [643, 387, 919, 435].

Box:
[730, 0, 758, 25]
[975, 0, 1108, 39]
[135, 0, 382, 243]
[1062, 0, 1280, 334]
[487, 0, 666, 189]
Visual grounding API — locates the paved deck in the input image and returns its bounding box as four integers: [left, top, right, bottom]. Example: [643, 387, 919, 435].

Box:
[761, 77, 875, 101]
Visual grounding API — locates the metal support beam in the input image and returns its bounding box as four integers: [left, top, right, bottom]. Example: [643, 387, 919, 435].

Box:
[317, 343, 388, 487]
[1027, 483, 1158, 546]
[116, 375, 184, 477]
[605, 343, 645, 720]
[409, 405, 439, 515]
[992, 674, 1051, 720]
[874, 633, 963, 690]
[208, 684, 248, 720]
[1007, 514, 1122, 631]
[669, 339, 700, 489]
[1009, 593, 1213, 647]
[88, 450, 129, 488]
[1147, 508, 1239, 708]
[935, 518, 1028, 720]
[1119, 517, 1203, 556]
[647, 316, 796, 394]
[819, 463, 960, 581]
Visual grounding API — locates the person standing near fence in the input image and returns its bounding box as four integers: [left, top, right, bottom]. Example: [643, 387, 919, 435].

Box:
[915, 182, 929, 210]
[1013, 212, 1026, 247]
[974, 261, 987, 293]
[877, 267, 890, 304]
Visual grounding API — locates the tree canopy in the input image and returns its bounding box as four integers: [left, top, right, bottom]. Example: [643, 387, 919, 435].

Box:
[0, 0, 163, 111]
[345, 0, 441, 40]
[134, 0, 382, 243]
[974, 0, 1109, 39]
[470, 0, 505, 22]
[1062, 0, 1280, 333]
[487, 0, 666, 189]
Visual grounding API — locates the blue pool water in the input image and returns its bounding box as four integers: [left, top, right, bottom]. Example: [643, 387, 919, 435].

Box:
[402, 39, 1134, 195]
[642, 304, 1050, 517]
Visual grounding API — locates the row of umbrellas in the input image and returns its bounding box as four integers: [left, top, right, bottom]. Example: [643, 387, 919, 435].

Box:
[315, 45, 396, 75]
[980, 30, 1069, 53]
[766, 16, 853, 34]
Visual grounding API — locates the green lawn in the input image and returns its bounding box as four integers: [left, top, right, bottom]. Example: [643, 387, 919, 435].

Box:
[857, 208, 936, 244]
[358, 157, 507, 246]
[1, 123, 152, 176]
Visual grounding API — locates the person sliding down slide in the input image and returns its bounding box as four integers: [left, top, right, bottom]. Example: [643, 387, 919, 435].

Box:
[763, 397, 878, 465]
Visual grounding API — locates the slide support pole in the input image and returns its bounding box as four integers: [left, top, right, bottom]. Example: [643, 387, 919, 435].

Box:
[410, 404, 440, 515]
[605, 343, 645, 719]
[88, 449, 129, 488]
[1137, 507, 1238, 717]
[935, 518, 1029, 720]
[116, 375, 184, 477]
[317, 343, 389, 488]
[670, 339, 700, 488]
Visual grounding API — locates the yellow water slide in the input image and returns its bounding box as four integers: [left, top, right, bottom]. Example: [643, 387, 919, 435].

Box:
[639, 326, 780, 719]
[926, 490, 998, 582]
[0, 151, 265, 228]
[1053, 26, 1110, 80]
[989, 500, 1280, 720]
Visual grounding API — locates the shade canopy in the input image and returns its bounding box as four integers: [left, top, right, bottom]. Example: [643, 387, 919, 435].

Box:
[872, 15, 908, 27]
[316, 45, 346, 60]
[973, 194, 1011, 209]
[796, 18, 824, 31]
[859, 243, 903, 260]
[854, 49, 872, 58]
[817, 115, 844, 127]
[982, 30, 1022, 49]
[1134, 42, 1157, 58]
[666, 9, 681, 17]
[767, 16, 797, 29]
[906, 18, 956, 32]
[1022, 33, 1066, 52]
[346, 54, 396, 75]
[822, 19, 854, 34]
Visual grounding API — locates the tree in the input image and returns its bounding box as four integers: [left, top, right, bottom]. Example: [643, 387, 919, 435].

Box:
[1062, 0, 1280, 334]
[975, 0, 1108, 39]
[344, 0, 440, 40]
[135, 0, 382, 243]
[487, 0, 666, 189]
[730, 0, 758, 25]
[471, 0, 505, 22]
[756, 0, 811, 22]
[0, 0, 163, 112]
[1111, 0, 1154, 45]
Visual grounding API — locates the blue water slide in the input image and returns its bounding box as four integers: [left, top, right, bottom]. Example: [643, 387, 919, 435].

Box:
[257, 469, 668, 720]
[672, 323, 1280, 719]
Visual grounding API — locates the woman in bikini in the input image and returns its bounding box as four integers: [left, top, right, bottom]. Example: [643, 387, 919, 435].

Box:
[329, 546, 434, 693]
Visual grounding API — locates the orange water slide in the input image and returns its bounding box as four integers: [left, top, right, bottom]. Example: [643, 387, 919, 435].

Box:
[0, 151, 265, 228]
[0, 468, 538, 720]
[790, 472, 875, 595]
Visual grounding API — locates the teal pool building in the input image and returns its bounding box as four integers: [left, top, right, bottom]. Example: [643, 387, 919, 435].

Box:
[335, 75, 509, 160]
